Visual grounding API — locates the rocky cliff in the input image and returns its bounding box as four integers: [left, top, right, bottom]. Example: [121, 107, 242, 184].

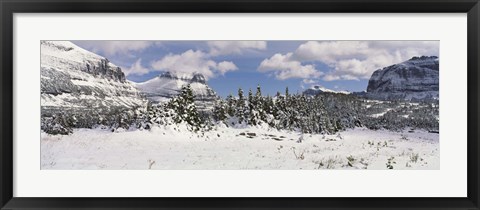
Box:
[365, 56, 439, 101]
[41, 41, 146, 115]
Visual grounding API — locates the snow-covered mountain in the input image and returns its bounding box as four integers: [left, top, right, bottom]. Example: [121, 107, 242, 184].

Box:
[135, 71, 219, 107]
[41, 41, 146, 113]
[303, 85, 350, 96]
[365, 56, 439, 101]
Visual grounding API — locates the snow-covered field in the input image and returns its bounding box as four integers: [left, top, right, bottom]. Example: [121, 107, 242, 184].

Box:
[41, 125, 439, 170]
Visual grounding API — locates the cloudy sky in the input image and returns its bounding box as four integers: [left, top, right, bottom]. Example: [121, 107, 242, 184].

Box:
[72, 40, 439, 97]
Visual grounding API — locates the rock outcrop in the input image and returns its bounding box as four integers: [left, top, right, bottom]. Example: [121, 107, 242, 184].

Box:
[41, 41, 145, 112]
[365, 56, 439, 101]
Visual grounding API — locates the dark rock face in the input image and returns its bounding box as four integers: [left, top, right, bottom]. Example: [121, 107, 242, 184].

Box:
[86, 59, 126, 83]
[158, 71, 175, 80]
[71, 57, 127, 83]
[191, 73, 207, 84]
[366, 56, 439, 101]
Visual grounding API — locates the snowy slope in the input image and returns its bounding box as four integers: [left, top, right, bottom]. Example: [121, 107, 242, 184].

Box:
[41, 41, 126, 82]
[135, 71, 219, 108]
[41, 126, 439, 170]
[41, 41, 146, 112]
[303, 85, 350, 96]
[366, 56, 439, 101]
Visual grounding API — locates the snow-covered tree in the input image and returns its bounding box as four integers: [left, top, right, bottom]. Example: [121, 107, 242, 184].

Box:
[247, 89, 259, 125]
[166, 84, 203, 131]
[225, 94, 236, 117]
[255, 85, 268, 123]
[235, 88, 247, 124]
[41, 113, 73, 135]
[212, 99, 228, 122]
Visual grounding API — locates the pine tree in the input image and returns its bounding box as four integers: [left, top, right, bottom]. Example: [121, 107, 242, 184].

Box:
[184, 85, 202, 130]
[213, 99, 228, 122]
[249, 88, 255, 108]
[236, 88, 247, 124]
[225, 94, 236, 117]
[274, 93, 288, 130]
[316, 94, 333, 134]
[255, 84, 262, 100]
[247, 89, 257, 125]
[166, 84, 203, 131]
[285, 94, 298, 130]
[255, 85, 267, 123]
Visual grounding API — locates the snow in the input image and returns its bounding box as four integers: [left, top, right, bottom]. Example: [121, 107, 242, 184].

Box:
[304, 85, 350, 95]
[135, 72, 218, 104]
[41, 41, 120, 73]
[41, 126, 439, 170]
[369, 108, 392, 118]
[316, 87, 350, 94]
[136, 76, 211, 96]
[41, 41, 146, 109]
[40, 44, 439, 170]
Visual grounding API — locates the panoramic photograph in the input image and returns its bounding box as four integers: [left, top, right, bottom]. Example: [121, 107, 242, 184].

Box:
[40, 40, 439, 170]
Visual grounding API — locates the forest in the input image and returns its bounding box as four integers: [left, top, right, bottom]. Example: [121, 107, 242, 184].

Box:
[41, 84, 439, 135]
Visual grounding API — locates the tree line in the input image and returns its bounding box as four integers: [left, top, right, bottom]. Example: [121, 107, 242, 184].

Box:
[41, 84, 439, 135]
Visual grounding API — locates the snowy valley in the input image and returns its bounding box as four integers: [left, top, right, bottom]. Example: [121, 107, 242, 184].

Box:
[40, 41, 439, 170]
[42, 126, 438, 170]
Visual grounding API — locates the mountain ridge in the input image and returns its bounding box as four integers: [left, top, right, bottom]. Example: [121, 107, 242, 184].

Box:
[134, 71, 219, 110]
[303, 85, 350, 96]
[41, 41, 145, 111]
[364, 56, 439, 101]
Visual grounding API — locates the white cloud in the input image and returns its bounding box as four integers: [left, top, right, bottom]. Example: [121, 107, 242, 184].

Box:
[217, 61, 238, 75]
[123, 59, 149, 76]
[294, 41, 370, 64]
[302, 79, 317, 84]
[207, 41, 267, 56]
[293, 41, 439, 81]
[257, 53, 323, 80]
[151, 50, 238, 80]
[73, 41, 160, 56]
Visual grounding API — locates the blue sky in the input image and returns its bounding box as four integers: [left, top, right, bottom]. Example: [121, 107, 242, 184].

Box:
[72, 40, 439, 97]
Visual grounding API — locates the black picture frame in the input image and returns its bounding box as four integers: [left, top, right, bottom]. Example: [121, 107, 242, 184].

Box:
[1, 0, 479, 209]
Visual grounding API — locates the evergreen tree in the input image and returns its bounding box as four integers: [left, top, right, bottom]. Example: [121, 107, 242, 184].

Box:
[316, 94, 334, 134]
[213, 99, 228, 122]
[235, 88, 247, 124]
[166, 84, 203, 131]
[248, 88, 254, 105]
[255, 85, 268, 123]
[247, 89, 258, 125]
[274, 93, 288, 130]
[285, 94, 298, 130]
[264, 95, 276, 127]
[225, 94, 236, 117]
[255, 84, 262, 101]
